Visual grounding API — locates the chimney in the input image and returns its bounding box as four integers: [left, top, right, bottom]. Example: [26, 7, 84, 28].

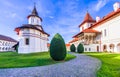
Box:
[113, 2, 120, 12]
[96, 16, 100, 22]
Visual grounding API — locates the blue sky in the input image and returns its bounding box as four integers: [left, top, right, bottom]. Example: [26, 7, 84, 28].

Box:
[0, 0, 118, 43]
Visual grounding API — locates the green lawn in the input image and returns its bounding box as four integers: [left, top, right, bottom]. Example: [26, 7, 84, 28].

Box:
[0, 52, 76, 68]
[85, 52, 120, 77]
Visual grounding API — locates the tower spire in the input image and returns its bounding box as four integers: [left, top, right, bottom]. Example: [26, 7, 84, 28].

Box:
[34, 2, 36, 8]
[31, 2, 38, 16]
[86, 6, 89, 13]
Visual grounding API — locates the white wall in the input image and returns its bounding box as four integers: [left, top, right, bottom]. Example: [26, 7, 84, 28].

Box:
[18, 28, 48, 54]
[28, 16, 41, 25]
[94, 14, 120, 52]
[80, 22, 95, 32]
[0, 40, 17, 52]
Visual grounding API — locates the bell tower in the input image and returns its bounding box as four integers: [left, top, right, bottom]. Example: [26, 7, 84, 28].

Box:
[15, 3, 50, 54]
[27, 4, 42, 25]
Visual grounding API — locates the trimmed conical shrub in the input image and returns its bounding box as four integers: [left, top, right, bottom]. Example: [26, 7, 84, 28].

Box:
[77, 43, 84, 53]
[70, 44, 76, 52]
[50, 33, 66, 61]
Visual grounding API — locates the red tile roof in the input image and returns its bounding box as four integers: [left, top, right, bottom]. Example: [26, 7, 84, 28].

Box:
[79, 12, 96, 27]
[82, 29, 100, 33]
[74, 7, 120, 38]
[47, 43, 50, 47]
[73, 29, 100, 38]
[69, 38, 79, 43]
[66, 43, 70, 47]
[90, 8, 120, 28]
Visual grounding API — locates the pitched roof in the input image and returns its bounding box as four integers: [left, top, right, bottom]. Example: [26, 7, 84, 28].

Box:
[66, 43, 70, 47]
[69, 38, 79, 43]
[79, 12, 96, 27]
[82, 29, 100, 33]
[0, 34, 17, 42]
[90, 8, 120, 28]
[32, 6, 38, 16]
[15, 24, 50, 36]
[73, 29, 100, 38]
[27, 5, 42, 21]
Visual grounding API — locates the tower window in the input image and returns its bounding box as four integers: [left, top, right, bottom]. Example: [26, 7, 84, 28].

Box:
[37, 19, 39, 24]
[82, 27, 84, 30]
[25, 38, 29, 45]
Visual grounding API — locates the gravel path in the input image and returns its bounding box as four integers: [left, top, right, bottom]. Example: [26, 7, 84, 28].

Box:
[0, 53, 101, 77]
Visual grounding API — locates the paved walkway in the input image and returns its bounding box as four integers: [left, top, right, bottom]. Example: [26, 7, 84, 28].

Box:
[0, 53, 101, 77]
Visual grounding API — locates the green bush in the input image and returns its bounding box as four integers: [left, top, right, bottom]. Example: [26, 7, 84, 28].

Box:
[50, 33, 66, 61]
[70, 44, 76, 52]
[77, 43, 84, 53]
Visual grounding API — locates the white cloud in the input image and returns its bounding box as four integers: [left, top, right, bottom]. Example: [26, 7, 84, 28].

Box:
[95, 0, 109, 11]
[49, 16, 54, 19]
[11, 13, 17, 18]
[41, 0, 88, 43]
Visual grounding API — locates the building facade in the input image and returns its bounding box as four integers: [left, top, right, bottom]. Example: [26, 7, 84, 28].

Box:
[0, 34, 17, 52]
[15, 6, 49, 53]
[70, 2, 120, 53]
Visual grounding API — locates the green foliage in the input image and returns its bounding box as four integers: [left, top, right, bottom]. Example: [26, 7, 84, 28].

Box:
[50, 33, 67, 61]
[0, 52, 75, 68]
[77, 43, 84, 53]
[85, 52, 120, 77]
[70, 44, 76, 52]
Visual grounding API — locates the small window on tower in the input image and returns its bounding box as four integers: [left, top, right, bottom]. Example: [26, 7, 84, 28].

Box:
[37, 19, 39, 24]
[82, 27, 84, 30]
[25, 38, 29, 45]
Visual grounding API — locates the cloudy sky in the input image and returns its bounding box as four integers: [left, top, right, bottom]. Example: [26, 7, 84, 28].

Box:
[0, 0, 118, 43]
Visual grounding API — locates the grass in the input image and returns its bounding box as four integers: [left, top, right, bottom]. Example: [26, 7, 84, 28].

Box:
[0, 51, 76, 68]
[85, 52, 120, 77]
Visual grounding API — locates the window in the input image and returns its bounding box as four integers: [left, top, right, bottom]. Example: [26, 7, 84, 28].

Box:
[31, 18, 34, 23]
[82, 27, 84, 30]
[2, 47, 4, 51]
[37, 19, 39, 24]
[89, 48, 91, 51]
[104, 29, 107, 36]
[25, 38, 29, 45]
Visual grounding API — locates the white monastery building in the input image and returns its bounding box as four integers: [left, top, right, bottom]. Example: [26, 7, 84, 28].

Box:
[15, 6, 49, 53]
[69, 2, 120, 53]
[0, 34, 17, 52]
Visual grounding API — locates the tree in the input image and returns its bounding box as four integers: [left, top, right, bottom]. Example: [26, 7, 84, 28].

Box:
[77, 43, 84, 53]
[70, 44, 76, 52]
[50, 33, 66, 61]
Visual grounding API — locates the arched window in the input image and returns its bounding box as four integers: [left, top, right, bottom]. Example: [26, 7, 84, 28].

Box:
[2, 47, 4, 51]
[89, 48, 91, 51]
[103, 45, 107, 51]
[6, 48, 7, 51]
[2, 42, 4, 46]
[5, 42, 7, 46]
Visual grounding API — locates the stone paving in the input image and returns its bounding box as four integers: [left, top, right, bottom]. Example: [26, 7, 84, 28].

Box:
[0, 53, 101, 77]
